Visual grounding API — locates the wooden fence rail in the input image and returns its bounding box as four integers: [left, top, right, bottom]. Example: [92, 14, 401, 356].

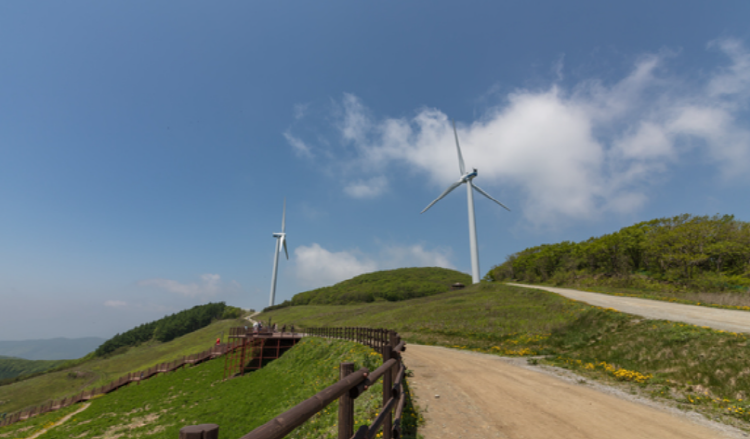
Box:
[179, 326, 408, 439]
[0, 343, 232, 428]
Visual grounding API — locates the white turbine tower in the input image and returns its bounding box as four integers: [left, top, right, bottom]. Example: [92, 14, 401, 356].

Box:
[269, 198, 288, 307]
[421, 120, 510, 284]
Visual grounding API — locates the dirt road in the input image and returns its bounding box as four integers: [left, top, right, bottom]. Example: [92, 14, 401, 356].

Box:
[404, 345, 744, 438]
[508, 283, 750, 334]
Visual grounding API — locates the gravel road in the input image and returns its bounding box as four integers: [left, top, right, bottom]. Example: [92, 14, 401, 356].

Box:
[508, 283, 750, 334]
[404, 345, 745, 439]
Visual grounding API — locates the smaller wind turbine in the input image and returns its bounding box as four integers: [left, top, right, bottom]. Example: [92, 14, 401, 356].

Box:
[269, 198, 288, 307]
[421, 120, 510, 284]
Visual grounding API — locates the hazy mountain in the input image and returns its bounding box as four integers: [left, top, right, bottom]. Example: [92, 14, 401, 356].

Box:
[0, 337, 105, 360]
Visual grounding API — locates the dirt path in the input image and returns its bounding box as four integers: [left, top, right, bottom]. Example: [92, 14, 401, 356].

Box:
[508, 283, 750, 334]
[404, 345, 744, 438]
[26, 402, 90, 439]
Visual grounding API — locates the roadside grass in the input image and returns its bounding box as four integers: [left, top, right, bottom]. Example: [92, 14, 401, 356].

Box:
[526, 280, 750, 311]
[0, 338, 414, 439]
[0, 319, 245, 414]
[261, 283, 589, 353]
[262, 282, 750, 428]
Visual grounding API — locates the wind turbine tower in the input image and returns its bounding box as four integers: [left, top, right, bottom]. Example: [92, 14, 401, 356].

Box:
[421, 120, 510, 284]
[269, 198, 289, 307]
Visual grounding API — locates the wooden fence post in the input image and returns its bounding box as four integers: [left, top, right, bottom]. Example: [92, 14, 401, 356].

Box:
[179, 423, 219, 439]
[338, 362, 355, 439]
[381, 345, 393, 439]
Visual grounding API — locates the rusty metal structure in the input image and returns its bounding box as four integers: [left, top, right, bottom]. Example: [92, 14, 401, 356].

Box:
[223, 325, 302, 380]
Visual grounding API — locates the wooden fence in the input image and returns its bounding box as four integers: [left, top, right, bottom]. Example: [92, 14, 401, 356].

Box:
[179, 326, 408, 439]
[0, 343, 232, 428]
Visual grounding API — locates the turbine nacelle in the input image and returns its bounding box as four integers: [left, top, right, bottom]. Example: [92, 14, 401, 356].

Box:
[461, 169, 478, 183]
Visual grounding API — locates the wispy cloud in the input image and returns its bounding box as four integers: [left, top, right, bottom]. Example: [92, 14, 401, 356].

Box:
[137, 274, 237, 298]
[104, 300, 127, 308]
[344, 176, 388, 198]
[287, 38, 750, 226]
[293, 243, 454, 289]
[283, 131, 313, 158]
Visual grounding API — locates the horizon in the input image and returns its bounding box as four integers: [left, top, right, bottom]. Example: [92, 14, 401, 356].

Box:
[2, 1, 749, 340]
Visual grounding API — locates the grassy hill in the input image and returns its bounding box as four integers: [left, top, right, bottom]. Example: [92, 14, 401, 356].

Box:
[0, 338, 421, 439]
[0, 357, 66, 380]
[260, 282, 750, 426]
[0, 318, 244, 413]
[486, 214, 750, 302]
[269, 267, 471, 310]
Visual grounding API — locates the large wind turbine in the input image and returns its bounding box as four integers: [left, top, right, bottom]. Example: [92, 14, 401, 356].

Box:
[269, 198, 288, 307]
[421, 120, 510, 284]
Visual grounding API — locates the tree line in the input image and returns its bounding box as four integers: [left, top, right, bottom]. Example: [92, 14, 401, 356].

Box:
[487, 214, 750, 292]
[95, 302, 242, 357]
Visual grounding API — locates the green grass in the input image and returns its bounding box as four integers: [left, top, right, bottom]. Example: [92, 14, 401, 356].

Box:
[261, 282, 588, 352]
[269, 267, 471, 309]
[261, 282, 750, 427]
[0, 338, 418, 439]
[0, 358, 66, 380]
[0, 403, 82, 438]
[0, 319, 245, 414]
[555, 282, 750, 311]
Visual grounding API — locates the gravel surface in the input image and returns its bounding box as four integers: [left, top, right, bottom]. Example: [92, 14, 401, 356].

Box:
[405, 345, 747, 439]
[508, 283, 750, 333]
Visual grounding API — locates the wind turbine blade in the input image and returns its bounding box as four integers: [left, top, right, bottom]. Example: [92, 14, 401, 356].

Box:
[473, 184, 511, 211]
[283, 239, 289, 260]
[281, 198, 286, 233]
[453, 120, 466, 175]
[421, 180, 463, 214]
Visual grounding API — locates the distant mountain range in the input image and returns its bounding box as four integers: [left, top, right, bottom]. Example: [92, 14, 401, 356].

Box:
[0, 337, 105, 360]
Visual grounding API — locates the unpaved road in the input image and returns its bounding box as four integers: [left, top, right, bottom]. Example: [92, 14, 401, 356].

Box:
[404, 345, 744, 439]
[508, 283, 750, 334]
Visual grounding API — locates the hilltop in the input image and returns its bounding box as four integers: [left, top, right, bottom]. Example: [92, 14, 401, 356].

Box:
[487, 214, 750, 299]
[267, 267, 471, 310]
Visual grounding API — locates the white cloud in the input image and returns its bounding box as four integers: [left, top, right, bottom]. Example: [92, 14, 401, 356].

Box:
[294, 244, 378, 288]
[283, 131, 313, 158]
[344, 176, 388, 198]
[137, 273, 233, 298]
[292, 38, 750, 225]
[379, 244, 454, 270]
[293, 243, 454, 289]
[104, 300, 127, 308]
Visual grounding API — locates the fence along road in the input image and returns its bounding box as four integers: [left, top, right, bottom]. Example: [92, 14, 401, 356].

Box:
[180, 327, 408, 439]
[405, 344, 743, 439]
[507, 283, 750, 334]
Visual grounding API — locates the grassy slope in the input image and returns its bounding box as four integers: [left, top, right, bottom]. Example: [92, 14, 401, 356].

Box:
[552, 282, 750, 311]
[0, 319, 244, 414]
[0, 357, 66, 380]
[261, 282, 750, 427]
[0, 338, 415, 439]
[285, 267, 472, 306]
[262, 283, 588, 351]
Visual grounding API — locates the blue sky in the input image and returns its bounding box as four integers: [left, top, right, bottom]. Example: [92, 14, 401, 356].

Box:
[2, 1, 749, 340]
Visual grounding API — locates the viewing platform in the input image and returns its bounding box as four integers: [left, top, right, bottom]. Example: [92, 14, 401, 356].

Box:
[223, 325, 303, 379]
